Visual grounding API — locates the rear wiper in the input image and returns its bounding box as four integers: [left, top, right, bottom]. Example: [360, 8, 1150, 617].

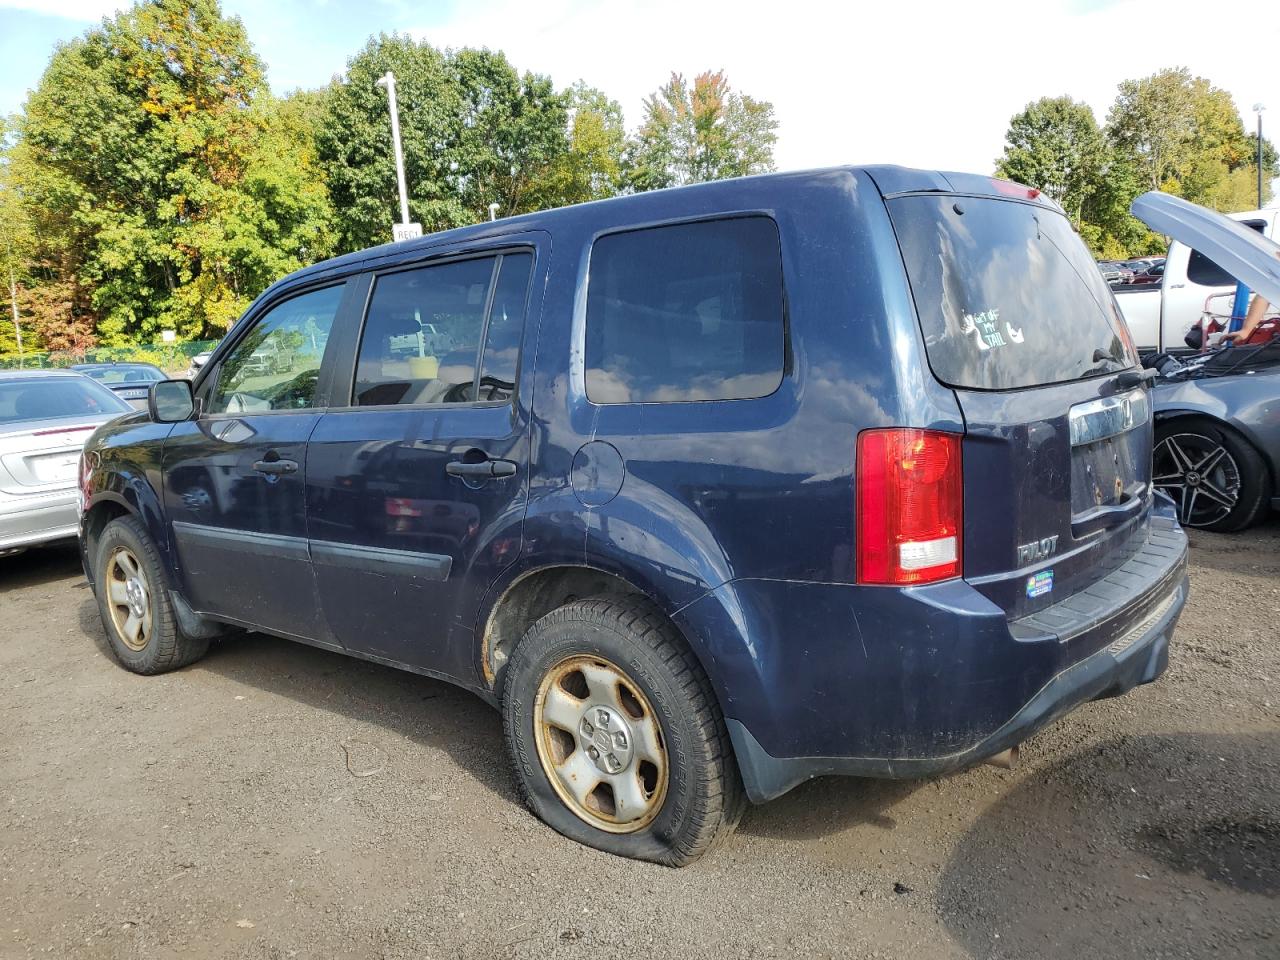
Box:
[1079, 350, 1127, 379]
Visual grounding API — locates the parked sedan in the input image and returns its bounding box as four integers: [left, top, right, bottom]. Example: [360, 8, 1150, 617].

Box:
[71, 362, 167, 410]
[0, 370, 132, 556]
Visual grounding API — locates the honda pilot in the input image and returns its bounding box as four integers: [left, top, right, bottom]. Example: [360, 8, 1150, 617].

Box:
[79, 166, 1189, 865]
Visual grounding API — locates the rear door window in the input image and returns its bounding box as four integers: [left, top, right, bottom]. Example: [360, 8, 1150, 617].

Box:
[584, 216, 785, 403]
[888, 196, 1135, 390]
[353, 251, 533, 407]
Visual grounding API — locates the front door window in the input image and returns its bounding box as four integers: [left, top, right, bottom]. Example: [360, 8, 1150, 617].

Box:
[208, 284, 345, 414]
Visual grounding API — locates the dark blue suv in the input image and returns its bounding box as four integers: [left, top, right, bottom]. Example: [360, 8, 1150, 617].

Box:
[79, 167, 1189, 865]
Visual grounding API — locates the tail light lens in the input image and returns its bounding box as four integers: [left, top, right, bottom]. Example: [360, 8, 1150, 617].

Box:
[856, 429, 962, 585]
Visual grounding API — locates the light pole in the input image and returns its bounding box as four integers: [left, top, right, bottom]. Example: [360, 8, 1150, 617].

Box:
[1254, 103, 1265, 209]
[488, 202, 500, 222]
[376, 71, 421, 242]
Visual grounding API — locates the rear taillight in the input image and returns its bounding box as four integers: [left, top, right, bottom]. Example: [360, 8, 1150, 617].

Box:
[856, 429, 962, 585]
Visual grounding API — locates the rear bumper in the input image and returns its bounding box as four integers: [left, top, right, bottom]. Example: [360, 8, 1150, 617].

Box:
[678, 501, 1189, 804]
[728, 571, 1186, 802]
[0, 491, 79, 551]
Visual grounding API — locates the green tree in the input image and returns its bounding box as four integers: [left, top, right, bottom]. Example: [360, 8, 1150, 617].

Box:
[1104, 67, 1268, 207]
[0, 120, 36, 354]
[627, 71, 777, 191]
[317, 35, 573, 252]
[527, 82, 626, 207]
[994, 96, 1106, 222]
[16, 0, 332, 343]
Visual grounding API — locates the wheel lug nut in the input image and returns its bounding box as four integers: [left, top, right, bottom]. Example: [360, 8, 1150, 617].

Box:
[596, 709, 609, 728]
[606, 754, 620, 771]
[581, 719, 593, 735]
[588, 746, 600, 760]
[613, 732, 627, 749]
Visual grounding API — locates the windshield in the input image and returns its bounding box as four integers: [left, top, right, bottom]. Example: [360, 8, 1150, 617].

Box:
[888, 195, 1137, 391]
[0, 376, 132, 426]
[79, 365, 165, 384]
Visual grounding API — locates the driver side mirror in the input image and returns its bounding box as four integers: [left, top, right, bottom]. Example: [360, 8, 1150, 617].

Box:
[149, 379, 196, 423]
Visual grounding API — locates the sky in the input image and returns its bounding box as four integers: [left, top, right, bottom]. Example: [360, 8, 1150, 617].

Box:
[1, 0, 1277, 185]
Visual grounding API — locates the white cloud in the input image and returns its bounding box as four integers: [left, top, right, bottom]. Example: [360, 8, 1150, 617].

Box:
[416, 0, 1280, 178]
[0, 0, 125, 21]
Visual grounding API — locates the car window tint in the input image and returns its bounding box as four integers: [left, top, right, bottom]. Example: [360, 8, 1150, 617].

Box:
[0, 377, 131, 425]
[585, 217, 786, 403]
[207, 284, 343, 414]
[355, 258, 497, 406]
[888, 196, 1135, 390]
[1186, 220, 1267, 287]
[477, 253, 533, 403]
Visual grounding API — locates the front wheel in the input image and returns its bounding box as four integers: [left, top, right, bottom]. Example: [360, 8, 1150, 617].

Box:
[94, 516, 211, 674]
[1154, 419, 1269, 532]
[502, 596, 745, 865]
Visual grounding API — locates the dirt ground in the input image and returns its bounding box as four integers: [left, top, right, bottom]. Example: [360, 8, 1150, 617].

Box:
[1, 520, 1277, 960]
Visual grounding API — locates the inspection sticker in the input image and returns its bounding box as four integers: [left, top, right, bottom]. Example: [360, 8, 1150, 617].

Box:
[1026, 569, 1054, 599]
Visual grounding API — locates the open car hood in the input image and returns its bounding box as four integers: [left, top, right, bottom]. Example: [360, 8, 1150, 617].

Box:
[1130, 191, 1280, 306]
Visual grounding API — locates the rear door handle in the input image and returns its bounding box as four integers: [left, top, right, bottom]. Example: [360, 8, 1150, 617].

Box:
[446, 458, 517, 479]
[252, 458, 299, 476]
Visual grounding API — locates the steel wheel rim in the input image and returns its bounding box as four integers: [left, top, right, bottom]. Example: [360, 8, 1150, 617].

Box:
[105, 547, 153, 652]
[533, 655, 669, 834]
[1153, 432, 1241, 528]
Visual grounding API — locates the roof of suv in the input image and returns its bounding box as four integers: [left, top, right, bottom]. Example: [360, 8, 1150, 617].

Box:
[265, 165, 1060, 304]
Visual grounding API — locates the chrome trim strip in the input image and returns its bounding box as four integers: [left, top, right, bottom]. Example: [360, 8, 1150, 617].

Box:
[1068, 389, 1149, 446]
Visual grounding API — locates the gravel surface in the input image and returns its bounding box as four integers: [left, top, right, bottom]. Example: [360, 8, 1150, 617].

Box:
[1, 520, 1277, 959]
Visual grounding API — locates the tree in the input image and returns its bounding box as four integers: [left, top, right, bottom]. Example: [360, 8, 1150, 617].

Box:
[0, 120, 35, 354]
[15, 0, 333, 344]
[317, 35, 574, 252]
[994, 96, 1106, 222]
[627, 71, 777, 191]
[1105, 67, 1267, 208]
[526, 82, 626, 208]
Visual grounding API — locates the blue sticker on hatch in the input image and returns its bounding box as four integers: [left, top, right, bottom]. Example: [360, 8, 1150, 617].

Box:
[1026, 570, 1054, 599]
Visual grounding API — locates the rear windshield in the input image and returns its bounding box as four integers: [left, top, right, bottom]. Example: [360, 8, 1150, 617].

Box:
[888, 195, 1136, 390]
[0, 377, 131, 426]
[78, 365, 164, 384]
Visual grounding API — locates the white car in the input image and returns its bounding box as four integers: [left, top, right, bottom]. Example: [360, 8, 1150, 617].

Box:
[0, 370, 133, 557]
[185, 350, 214, 380]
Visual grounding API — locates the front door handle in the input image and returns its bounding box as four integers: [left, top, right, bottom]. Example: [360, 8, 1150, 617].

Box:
[446, 458, 517, 479]
[252, 458, 299, 476]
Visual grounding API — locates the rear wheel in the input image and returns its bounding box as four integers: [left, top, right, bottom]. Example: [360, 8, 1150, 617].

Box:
[1154, 419, 1268, 531]
[502, 596, 745, 865]
[94, 515, 211, 674]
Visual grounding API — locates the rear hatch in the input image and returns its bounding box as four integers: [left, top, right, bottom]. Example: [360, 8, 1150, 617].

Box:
[886, 189, 1154, 620]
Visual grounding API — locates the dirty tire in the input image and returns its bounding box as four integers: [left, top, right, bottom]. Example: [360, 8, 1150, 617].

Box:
[502, 595, 746, 866]
[94, 515, 210, 674]
[1155, 418, 1269, 532]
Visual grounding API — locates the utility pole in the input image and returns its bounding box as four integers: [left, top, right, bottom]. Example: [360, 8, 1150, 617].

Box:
[1255, 104, 1266, 209]
[376, 71, 422, 243]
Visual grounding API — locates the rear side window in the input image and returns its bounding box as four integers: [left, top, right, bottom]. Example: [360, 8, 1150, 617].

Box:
[354, 252, 533, 406]
[0, 377, 131, 425]
[1186, 220, 1265, 287]
[585, 217, 785, 403]
[888, 196, 1135, 391]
